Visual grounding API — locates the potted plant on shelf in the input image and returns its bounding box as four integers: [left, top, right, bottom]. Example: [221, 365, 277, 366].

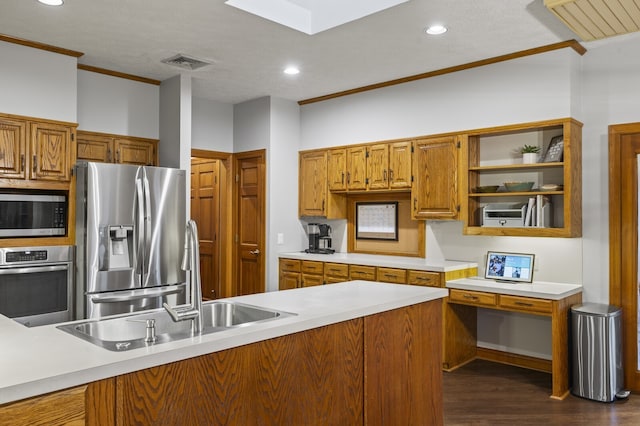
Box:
[521, 145, 541, 164]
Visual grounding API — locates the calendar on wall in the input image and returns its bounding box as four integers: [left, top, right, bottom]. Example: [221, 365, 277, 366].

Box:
[355, 202, 398, 240]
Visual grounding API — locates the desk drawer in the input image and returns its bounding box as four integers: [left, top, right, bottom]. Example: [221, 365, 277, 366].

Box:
[449, 289, 497, 307]
[499, 295, 552, 315]
[350, 265, 376, 281]
[324, 262, 349, 278]
[301, 260, 324, 275]
[280, 259, 301, 272]
[408, 270, 442, 287]
[377, 267, 407, 284]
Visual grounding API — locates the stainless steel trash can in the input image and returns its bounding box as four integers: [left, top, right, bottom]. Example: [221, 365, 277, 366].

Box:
[571, 303, 623, 402]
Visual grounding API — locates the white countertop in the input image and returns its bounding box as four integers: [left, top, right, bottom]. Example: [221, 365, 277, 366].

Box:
[446, 277, 582, 300]
[278, 252, 477, 273]
[0, 281, 447, 405]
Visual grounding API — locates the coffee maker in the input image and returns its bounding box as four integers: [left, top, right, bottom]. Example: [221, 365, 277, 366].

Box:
[306, 223, 334, 254]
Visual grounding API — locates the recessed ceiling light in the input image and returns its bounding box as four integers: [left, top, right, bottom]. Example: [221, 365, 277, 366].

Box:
[425, 25, 447, 35]
[37, 0, 64, 5]
[284, 66, 300, 75]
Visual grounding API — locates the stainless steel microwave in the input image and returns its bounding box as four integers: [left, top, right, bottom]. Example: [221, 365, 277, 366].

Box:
[0, 193, 67, 237]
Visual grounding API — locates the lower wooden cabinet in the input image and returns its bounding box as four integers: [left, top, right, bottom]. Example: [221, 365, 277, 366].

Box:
[377, 267, 407, 284]
[349, 264, 376, 281]
[408, 270, 442, 287]
[324, 262, 349, 284]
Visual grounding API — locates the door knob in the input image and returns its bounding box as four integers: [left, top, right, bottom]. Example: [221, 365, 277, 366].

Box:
[249, 249, 260, 255]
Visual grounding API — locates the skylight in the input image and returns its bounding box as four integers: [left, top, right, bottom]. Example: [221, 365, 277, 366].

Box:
[225, 0, 409, 35]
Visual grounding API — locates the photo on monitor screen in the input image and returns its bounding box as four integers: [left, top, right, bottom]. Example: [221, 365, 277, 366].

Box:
[484, 251, 535, 283]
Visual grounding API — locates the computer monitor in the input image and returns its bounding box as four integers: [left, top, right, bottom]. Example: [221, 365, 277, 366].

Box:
[485, 251, 535, 283]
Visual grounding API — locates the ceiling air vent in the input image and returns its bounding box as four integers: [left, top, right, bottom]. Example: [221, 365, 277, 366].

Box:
[545, 0, 640, 41]
[161, 54, 212, 70]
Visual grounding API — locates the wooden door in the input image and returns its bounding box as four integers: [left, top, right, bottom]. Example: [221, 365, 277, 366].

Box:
[389, 141, 412, 189]
[235, 150, 266, 296]
[347, 146, 367, 190]
[191, 159, 220, 300]
[0, 116, 27, 179]
[609, 122, 640, 390]
[367, 144, 389, 190]
[30, 121, 73, 182]
[299, 150, 327, 217]
[327, 148, 346, 191]
[412, 136, 459, 220]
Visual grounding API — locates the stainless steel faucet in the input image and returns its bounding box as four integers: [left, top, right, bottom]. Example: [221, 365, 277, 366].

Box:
[163, 220, 202, 333]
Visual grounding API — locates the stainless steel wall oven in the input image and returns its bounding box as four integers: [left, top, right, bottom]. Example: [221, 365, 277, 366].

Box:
[0, 246, 73, 327]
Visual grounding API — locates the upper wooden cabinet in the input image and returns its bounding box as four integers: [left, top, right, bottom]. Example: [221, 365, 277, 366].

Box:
[327, 141, 412, 193]
[299, 150, 346, 218]
[461, 118, 582, 237]
[0, 113, 76, 185]
[77, 130, 157, 166]
[412, 135, 460, 220]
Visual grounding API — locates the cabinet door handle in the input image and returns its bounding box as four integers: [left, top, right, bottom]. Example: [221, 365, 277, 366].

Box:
[389, 169, 394, 181]
[20, 154, 25, 172]
[347, 171, 350, 184]
[341, 172, 344, 184]
[383, 169, 387, 181]
[32, 155, 37, 172]
[107, 148, 112, 162]
[414, 198, 417, 211]
[116, 149, 121, 163]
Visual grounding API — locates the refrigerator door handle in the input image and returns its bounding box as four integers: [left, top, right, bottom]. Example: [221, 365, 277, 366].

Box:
[142, 169, 152, 282]
[90, 285, 184, 304]
[134, 176, 145, 276]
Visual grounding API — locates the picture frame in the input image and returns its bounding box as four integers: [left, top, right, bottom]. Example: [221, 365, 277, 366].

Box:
[542, 135, 564, 163]
[355, 202, 398, 240]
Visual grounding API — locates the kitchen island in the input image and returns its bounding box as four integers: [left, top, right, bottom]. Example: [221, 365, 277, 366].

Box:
[0, 281, 447, 425]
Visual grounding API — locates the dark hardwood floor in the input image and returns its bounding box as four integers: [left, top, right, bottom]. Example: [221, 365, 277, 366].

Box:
[443, 360, 640, 425]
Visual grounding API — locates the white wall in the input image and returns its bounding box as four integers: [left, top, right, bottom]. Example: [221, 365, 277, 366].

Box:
[192, 97, 233, 152]
[233, 97, 270, 152]
[299, 48, 582, 359]
[0, 41, 76, 122]
[266, 98, 304, 291]
[77, 70, 159, 138]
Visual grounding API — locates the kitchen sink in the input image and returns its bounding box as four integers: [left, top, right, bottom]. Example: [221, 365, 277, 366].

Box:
[57, 301, 295, 351]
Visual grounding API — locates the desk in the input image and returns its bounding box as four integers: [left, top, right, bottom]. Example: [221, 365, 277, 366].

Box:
[445, 278, 582, 400]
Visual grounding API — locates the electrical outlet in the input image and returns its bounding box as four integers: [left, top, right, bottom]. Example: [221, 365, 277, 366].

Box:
[277, 233, 284, 244]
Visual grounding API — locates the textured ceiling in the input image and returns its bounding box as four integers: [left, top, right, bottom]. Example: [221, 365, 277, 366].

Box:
[0, 0, 582, 104]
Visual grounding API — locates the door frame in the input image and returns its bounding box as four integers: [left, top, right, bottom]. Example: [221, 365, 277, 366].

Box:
[233, 149, 266, 295]
[191, 149, 233, 298]
[609, 122, 640, 390]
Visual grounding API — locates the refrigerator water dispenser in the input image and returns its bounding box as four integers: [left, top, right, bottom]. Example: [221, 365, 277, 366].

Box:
[105, 225, 133, 269]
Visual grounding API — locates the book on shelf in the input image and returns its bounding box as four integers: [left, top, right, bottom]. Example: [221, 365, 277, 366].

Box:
[524, 195, 552, 227]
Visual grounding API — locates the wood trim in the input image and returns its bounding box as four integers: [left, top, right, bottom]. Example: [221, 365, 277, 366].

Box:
[0, 33, 84, 57]
[78, 129, 157, 143]
[77, 64, 161, 85]
[0, 111, 78, 128]
[298, 40, 586, 105]
[476, 347, 552, 374]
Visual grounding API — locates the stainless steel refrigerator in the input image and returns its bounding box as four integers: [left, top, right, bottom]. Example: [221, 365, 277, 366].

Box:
[75, 161, 187, 319]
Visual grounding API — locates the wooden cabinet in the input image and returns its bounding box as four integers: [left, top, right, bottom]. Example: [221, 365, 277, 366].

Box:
[77, 130, 157, 166]
[349, 264, 376, 281]
[327, 148, 347, 191]
[347, 146, 367, 190]
[412, 135, 460, 220]
[367, 141, 412, 190]
[461, 118, 582, 237]
[408, 270, 442, 287]
[324, 262, 349, 283]
[301, 260, 324, 287]
[376, 267, 407, 284]
[0, 114, 76, 185]
[279, 259, 301, 290]
[298, 150, 346, 219]
[0, 116, 27, 179]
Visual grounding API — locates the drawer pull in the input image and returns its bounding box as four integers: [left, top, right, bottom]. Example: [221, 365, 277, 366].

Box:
[514, 301, 534, 307]
[416, 276, 432, 281]
[330, 269, 341, 273]
[384, 273, 397, 278]
[463, 294, 478, 301]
